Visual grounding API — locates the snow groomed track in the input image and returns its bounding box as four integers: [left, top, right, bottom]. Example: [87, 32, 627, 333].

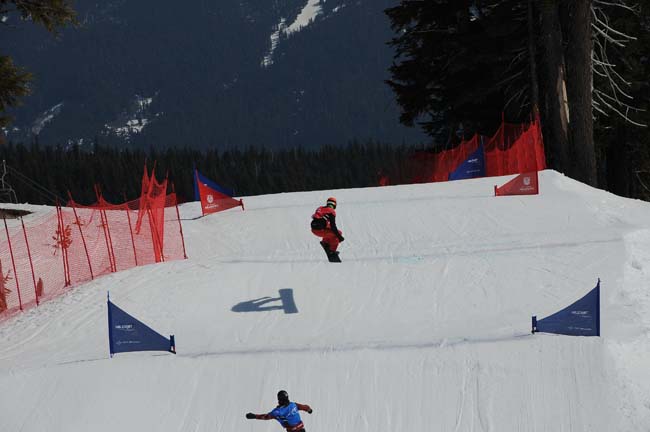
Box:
[1, 170, 649, 431]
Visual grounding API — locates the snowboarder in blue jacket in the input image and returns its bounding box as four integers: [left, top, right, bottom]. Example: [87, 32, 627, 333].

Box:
[246, 390, 313, 432]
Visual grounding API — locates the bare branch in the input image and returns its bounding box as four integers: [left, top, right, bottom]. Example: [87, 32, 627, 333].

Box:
[635, 171, 650, 194]
[590, 0, 645, 126]
[594, 90, 648, 127]
[594, 0, 639, 13]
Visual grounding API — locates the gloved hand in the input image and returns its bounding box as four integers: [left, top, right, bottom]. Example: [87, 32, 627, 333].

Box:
[246, 413, 256, 419]
[338, 235, 345, 242]
[307, 408, 313, 414]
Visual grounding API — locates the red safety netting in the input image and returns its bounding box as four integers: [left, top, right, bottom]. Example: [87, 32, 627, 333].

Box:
[0, 167, 187, 320]
[0, 209, 86, 317]
[135, 170, 169, 262]
[412, 115, 546, 183]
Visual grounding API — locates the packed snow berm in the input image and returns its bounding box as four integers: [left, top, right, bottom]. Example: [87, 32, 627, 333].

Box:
[1, 170, 649, 431]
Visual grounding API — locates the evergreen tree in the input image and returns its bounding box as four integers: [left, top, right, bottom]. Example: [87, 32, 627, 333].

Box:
[0, 0, 76, 130]
[385, 1, 645, 189]
[0, 141, 418, 205]
[385, 1, 530, 147]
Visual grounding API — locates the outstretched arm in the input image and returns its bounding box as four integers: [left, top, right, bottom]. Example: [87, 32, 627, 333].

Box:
[296, 403, 313, 414]
[246, 413, 275, 420]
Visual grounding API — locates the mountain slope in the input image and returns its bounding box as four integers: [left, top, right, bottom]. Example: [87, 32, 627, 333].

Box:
[3, 0, 426, 149]
[0, 170, 649, 430]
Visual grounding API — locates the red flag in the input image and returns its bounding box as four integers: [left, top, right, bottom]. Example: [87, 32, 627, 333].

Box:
[196, 171, 243, 215]
[495, 171, 539, 196]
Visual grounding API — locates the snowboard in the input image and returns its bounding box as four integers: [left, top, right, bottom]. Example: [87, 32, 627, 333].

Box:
[320, 241, 342, 263]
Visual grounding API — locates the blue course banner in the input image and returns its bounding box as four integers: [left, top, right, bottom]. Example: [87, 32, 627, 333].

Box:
[108, 293, 176, 357]
[532, 279, 600, 336]
[448, 143, 485, 181]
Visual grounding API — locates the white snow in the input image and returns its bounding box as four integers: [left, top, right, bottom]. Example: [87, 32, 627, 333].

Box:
[103, 94, 156, 139]
[105, 118, 149, 137]
[1, 170, 650, 431]
[262, 18, 286, 68]
[66, 137, 86, 148]
[262, 0, 323, 67]
[135, 95, 153, 110]
[31, 102, 64, 135]
[285, 0, 322, 36]
[0, 126, 19, 136]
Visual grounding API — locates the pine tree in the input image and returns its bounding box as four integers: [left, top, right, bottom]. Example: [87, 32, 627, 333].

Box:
[385, 1, 530, 146]
[385, 1, 645, 189]
[0, 0, 76, 131]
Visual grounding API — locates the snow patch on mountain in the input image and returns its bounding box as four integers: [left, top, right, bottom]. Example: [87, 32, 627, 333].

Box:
[261, 18, 286, 68]
[103, 94, 158, 141]
[261, 0, 323, 68]
[286, 0, 323, 35]
[65, 138, 87, 149]
[31, 102, 64, 135]
[1, 126, 20, 135]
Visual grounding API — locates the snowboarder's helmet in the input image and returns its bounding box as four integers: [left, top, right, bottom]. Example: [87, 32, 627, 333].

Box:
[326, 197, 337, 209]
[277, 390, 290, 405]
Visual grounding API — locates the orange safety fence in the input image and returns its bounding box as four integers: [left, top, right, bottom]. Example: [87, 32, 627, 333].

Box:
[0, 189, 186, 320]
[412, 115, 546, 183]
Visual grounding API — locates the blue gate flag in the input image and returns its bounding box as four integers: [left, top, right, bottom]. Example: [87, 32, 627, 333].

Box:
[532, 279, 600, 336]
[107, 292, 176, 357]
[193, 168, 235, 201]
[448, 142, 485, 181]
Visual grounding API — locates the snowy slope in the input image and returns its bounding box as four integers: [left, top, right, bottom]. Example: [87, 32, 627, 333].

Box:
[1, 170, 649, 431]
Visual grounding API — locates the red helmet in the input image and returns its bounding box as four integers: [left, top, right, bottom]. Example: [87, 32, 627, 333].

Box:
[326, 197, 337, 208]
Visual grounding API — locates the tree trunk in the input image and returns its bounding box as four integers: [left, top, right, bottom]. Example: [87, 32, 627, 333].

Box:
[527, 0, 540, 112]
[538, 0, 570, 174]
[564, 0, 597, 186]
[605, 125, 630, 197]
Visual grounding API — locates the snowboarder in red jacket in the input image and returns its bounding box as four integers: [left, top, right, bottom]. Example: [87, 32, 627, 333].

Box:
[311, 197, 344, 255]
[246, 390, 313, 432]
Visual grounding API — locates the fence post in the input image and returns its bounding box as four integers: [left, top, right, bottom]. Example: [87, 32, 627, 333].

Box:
[63, 208, 71, 285]
[147, 208, 164, 263]
[98, 208, 115, 273]
[56, 204, 71, 286]
[95, 186, 116, 273]
[171, 184, 187, 259]
[123, 196, 139, 267]
[146, 209, 157, 262]
[4, 216, 22, 310]
[20, 217, 38, 306]
[55, 205, 65, 285]
[69, 193, 94, 280]
[103, 208, 117, 272]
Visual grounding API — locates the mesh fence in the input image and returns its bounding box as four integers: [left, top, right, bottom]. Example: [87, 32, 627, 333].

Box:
[411, 116, 546, 183]
[0, 191, 186, 320]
